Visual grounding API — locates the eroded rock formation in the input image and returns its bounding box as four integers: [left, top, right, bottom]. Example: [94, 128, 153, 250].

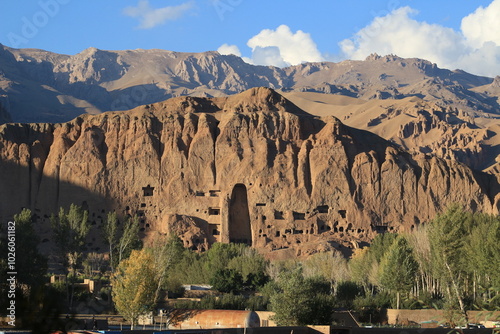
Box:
[0, 88, 497, 257]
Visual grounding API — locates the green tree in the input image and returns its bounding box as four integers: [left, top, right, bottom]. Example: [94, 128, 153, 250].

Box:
[112, 248, 157, 329]
[349, 233, 399, 296]
[227, 247, 269, 290]
[149, 234, 184, 303]
[349, 247, 375, 294]
[50, 204, 90, 310]
[378, 236, 418, 309]
[0, 209, 48, 330]
[368, 233, 399, 263]
[269, 268, 334, 326]
[468, 213, 500, 290]
[464, 213, 500, 309]
[50, 204, 90, 276]
[209, 268, 243, 293]
[169, 249, 207, 284]
[13, 209, 47, 290]
[429, 205, 473, 324]
[405, 225, 436, 302]
[116, 215, 141, 264]
[103, 211, 118, 272]
[204, 242, 246, 274]
[335, 281, 362, 309]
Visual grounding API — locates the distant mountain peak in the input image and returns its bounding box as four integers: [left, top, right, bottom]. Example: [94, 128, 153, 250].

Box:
[365, 53, 382, 61]
[0, 45, 496, 124]
[222, 87, 309, 115]
[155, 87, 309, 116]
[492, 75, 500, 88]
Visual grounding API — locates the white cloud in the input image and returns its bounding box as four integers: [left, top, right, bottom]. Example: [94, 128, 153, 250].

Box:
[251, 46, 289, 67]
[340, 1, 500, 77]
[462, 0, 500, 49]
[216, 1, 500, 76]
[123, 0, 194, 29]
[217, 44, 241, 57]
[217, 25, 323, 68]
[247, 25, 323, 67]
[339, 7, 468, 70]
[455, 42, 500, 78]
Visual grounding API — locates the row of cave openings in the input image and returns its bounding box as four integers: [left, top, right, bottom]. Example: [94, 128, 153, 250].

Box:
[194, 184, 360, 248]
[133, 183, 391, 250]
[257, 220, 368, 241]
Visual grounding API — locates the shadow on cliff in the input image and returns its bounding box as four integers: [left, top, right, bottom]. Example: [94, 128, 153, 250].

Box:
[0, 156, 121, 332]
[0, 151, 120, 253]
[340, 122, 500, 209]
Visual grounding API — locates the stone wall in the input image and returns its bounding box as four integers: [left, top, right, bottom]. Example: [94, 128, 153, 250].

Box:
[387, 309, 500, 326]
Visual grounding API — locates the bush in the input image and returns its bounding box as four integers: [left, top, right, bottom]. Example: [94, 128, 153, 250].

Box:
[174, 293, 269, 311]
[353, 292, 391, 324]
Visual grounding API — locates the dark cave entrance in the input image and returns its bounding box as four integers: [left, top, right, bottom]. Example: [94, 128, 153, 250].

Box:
[228, 184, 252, 245]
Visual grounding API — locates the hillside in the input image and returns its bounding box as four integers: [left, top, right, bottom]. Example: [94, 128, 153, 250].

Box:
[0, 44, 497, 124]
[3, 45, 500, 174]
[0, 88, 497, 258]
[284, 92, 500, 171]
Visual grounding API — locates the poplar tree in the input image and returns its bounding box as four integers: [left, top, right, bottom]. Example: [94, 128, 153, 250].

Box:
[116, 215, 141, 264]
[13, 208, 47, 290]
[149, 234, 184, 303]
[269, 268, 334, 326]
[50, 204, 90, 311]
[103, 211, 118, 272]
[466, 213, 500, 306]
[429, 205, 472, 324]
[112, 248, 157, 329]
[50, 204, 90, 277]
[378, 236, 418, 309]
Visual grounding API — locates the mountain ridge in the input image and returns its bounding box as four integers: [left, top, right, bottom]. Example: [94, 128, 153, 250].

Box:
[3, 44, 500, 184]
[1, 44, 497, 123]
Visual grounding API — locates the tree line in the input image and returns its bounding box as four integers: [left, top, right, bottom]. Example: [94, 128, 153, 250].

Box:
[1, 204, 499, 329]
[0, 205, 142, 331]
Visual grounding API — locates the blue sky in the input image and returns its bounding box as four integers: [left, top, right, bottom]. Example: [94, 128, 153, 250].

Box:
[1, 0, 499, 76]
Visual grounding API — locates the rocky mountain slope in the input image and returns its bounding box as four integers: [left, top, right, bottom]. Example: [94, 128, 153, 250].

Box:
[1, 88, 498, 258]
[0, 44, 497, 123]
[3, 44, 500, 174]
[284, 92, 500, 171]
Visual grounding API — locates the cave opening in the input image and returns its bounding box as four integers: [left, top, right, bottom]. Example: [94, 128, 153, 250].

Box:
[228, 184, 252, 246]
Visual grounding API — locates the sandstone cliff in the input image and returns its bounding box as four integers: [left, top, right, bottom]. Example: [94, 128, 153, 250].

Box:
[0, 88, 497, 257]
[285, 92, 500, 171]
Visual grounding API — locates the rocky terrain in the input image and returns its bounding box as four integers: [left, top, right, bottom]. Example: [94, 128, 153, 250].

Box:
[2, 44, 500, 257]
[0, 45, 497, 124]
[0, 87, 498, 258]
[3, 44, 500, 173]
[284, 92, 500, 171]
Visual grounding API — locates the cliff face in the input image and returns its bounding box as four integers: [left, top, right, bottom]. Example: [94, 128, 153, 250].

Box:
[0, 88, 497, 256]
